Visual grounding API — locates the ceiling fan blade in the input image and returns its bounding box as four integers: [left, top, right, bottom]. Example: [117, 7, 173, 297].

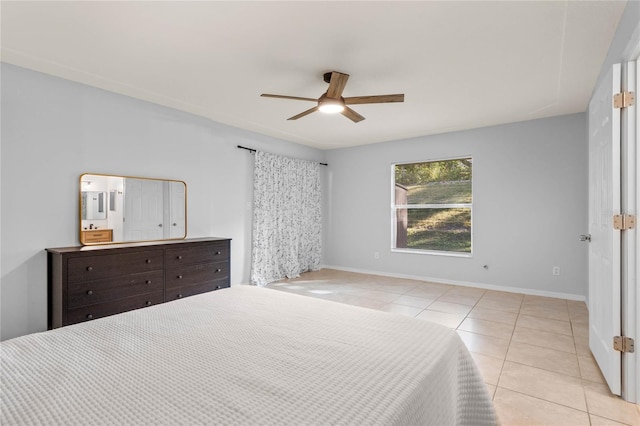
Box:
[326, 71, 349, 98]
[344, 94, 405, 105]
[288, 106, 319, 120]
[261, 94, 317, 102]
[341, 107, 365, 123]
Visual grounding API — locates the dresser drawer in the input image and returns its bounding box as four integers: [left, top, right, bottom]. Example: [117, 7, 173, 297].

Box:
[165, 262, 229, 289]
[165, 242, 229, 268]
[68, 250, 164, 283]
[166, 280, 229, 301]
[68, 270, 164, 309]
[66, 291, 164, 325]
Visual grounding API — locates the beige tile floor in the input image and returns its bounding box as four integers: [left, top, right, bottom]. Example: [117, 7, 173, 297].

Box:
[268, 269, 640, 426]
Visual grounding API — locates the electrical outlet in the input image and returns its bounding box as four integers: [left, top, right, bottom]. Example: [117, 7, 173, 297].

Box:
[552, 266, 560, 276]
[374, 251, 379, 259]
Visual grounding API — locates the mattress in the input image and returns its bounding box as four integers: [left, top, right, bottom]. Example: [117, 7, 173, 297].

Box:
[1, 286, 496, 425]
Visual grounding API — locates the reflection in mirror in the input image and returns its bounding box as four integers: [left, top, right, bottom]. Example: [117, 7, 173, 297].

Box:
[80, 173, 187, 245]
[81, 191, 107, 220]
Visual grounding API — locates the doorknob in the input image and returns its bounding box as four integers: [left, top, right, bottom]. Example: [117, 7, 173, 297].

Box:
[579, 234, 591, 242]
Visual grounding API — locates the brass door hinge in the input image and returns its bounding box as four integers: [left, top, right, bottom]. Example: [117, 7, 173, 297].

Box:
[613, 336, 635, 353]
[613, 214, 636, 230]
[613, 91, 635, 109]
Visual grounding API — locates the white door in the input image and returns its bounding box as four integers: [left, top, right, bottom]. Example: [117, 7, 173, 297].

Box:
[123, 178, 164, 241]
[169, 181, 186, 238]
[588, 63, 622, 395]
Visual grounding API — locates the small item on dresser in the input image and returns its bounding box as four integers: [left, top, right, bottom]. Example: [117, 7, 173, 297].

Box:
[81, 229, 113, 244]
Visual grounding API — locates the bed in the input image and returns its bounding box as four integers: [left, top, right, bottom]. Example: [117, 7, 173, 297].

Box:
[1, 286, 496, 425]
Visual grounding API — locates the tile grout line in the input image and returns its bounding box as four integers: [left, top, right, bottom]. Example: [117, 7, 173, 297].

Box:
[565, 298, 594, 423]
[491, 296, 523, 403]
[449, 288, 511, 406]
[497, 387, 593, 417]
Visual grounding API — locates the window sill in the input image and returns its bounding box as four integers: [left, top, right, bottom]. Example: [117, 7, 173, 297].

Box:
[391, 248, 472, 258]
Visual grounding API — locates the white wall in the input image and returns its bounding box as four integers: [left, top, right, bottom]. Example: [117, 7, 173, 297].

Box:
[323, 113, 588, 299]
[0, 63, 325, 341]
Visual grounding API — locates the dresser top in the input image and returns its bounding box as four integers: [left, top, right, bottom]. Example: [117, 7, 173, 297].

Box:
[46, 237, 231, 254]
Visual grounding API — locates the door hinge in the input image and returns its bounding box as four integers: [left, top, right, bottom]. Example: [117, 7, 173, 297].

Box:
[613, 91, 635, 109]
[613, 336, 635, 353]
[613, 214, 636, 230]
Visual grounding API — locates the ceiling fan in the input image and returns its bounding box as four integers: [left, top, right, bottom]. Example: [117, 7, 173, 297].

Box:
[261, 71, 404, 123]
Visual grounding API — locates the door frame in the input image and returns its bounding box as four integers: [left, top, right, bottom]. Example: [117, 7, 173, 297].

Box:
[620, 59, 638, 404]
[620, 34, 639, 403]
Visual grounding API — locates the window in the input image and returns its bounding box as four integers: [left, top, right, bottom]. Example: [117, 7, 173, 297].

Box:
[392, 157, 472, 255]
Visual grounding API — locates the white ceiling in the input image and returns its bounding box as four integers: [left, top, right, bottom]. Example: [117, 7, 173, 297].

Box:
[0, 1, 627, 150]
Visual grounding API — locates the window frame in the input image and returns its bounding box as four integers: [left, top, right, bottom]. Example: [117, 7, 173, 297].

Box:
[390, 156, 473, 258]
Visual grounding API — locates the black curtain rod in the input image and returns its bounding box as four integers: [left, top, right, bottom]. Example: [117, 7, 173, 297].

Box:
[237, 145, 328, 166]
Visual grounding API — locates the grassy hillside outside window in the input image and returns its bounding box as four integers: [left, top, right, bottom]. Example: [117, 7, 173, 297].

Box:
[393, 158, 472, 255]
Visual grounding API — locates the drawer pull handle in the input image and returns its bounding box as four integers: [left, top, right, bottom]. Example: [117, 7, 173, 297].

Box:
[146, 259, 152, 264]
[216, 285, 221, 290]
[145, 301, 152, 306]
[216, 268, 222, 273]
[146, 280, 152, 284]
[87, 290, 93, 295]
[86, 266, 93, 271]
[177, 255, 183, 260]
[177, 275, 183, 279]
[177, 294, 183, 299]
[216, 251, 221, 255]
[86, 314, 93, 320]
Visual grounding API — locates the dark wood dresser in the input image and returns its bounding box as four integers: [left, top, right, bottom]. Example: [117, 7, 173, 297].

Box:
[46, 237, 231, 329]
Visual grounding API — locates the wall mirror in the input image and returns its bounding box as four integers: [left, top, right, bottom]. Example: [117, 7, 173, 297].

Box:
[80, 173, 187, 245]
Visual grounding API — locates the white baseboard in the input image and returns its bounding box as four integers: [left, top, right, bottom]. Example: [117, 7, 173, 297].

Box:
[321, 264, 586, 302]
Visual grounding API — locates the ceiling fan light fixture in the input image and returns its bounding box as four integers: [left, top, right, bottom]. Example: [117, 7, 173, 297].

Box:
[319, 103, 344, 114]
[318, 97, 345, 114]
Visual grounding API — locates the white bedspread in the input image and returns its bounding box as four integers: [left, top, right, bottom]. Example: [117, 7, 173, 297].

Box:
[1, 286, 496, 425]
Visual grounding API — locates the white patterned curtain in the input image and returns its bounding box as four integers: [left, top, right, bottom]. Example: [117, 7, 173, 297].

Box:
[251, 151, 322, 286]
